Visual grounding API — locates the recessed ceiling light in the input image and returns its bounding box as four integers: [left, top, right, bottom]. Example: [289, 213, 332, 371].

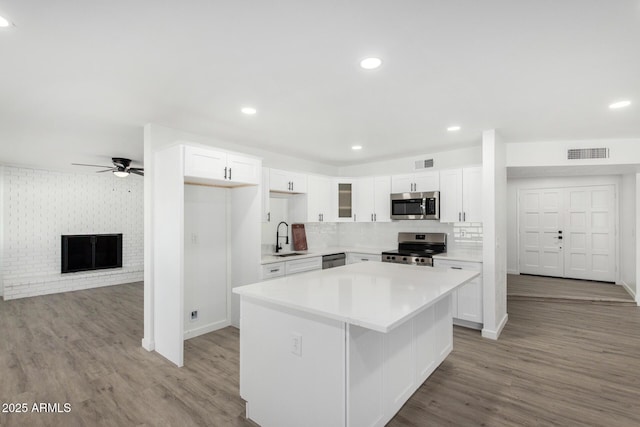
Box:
[609, 100, 631, 109]
[351, 145, 363, 150]
[241, 107, 257, 115]
[360, 57, 382, 70]
[0, 15, 11, 27]
[447, 126, 461, 132]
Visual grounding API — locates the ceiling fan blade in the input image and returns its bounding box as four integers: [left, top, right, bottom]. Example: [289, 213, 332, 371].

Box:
[129, 167, 144, 172]
[130, 169, 144, 176]
[96, 168, 115, 173]
[72, 163, 112, 168]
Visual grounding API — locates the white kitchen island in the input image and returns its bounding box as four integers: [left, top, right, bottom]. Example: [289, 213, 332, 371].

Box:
[233, 262, 479, 427]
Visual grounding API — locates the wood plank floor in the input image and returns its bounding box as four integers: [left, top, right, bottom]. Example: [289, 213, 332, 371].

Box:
[508, 274, 636, 304]
[1, 282, 640, 426]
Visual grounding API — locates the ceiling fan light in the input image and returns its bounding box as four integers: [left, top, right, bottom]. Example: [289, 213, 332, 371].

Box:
[113, 170, 130, 178]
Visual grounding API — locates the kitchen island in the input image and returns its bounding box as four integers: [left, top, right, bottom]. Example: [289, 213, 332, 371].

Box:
[233, 262, 479, 427]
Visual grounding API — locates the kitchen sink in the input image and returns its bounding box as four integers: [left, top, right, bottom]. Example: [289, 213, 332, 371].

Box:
[275, 252, 307, 257]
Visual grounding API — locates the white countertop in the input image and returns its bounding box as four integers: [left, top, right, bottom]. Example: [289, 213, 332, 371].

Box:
[233, 262, 479, 333]
[261, 246, 390, 265]
[432, 248, 483, 263]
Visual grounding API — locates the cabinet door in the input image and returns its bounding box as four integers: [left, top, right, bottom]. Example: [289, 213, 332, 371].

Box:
[391, 174, 413, 193]
[457, 277, 483, 323]
[290, 172, 308, 194]
[414, 171, 440, 192]
[335, 178, 354, 222]
[373, 176, 391, 222]
[439, 169, 463, 223]
[462, 167, 482, 223]
[354, 177, 375, 222]
[184, 146, 227, 180]
[269, 168, 292, 192]
[307, 175, 332, 222]
[261, 168, 270, 223]
[227, 154, 260, 185]
[261, 262, 285, 280]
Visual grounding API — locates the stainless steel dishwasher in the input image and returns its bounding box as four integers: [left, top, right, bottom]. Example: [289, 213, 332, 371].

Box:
[322, 253, 346, 269]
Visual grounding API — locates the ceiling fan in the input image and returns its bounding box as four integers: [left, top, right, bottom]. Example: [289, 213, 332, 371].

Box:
[72, 157, 144, 177]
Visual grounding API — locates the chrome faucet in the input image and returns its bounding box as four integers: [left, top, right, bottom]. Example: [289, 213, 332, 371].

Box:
[275, 221, 289, 253]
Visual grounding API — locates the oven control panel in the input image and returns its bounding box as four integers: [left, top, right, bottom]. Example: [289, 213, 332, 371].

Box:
[382, 255, 433, 267]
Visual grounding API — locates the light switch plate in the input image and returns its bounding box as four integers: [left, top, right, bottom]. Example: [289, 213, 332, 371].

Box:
[291, 332, 302, 357]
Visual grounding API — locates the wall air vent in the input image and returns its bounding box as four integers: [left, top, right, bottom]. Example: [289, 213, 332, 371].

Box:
[567, 148, 609, 160]
[414, 159, 434, 170]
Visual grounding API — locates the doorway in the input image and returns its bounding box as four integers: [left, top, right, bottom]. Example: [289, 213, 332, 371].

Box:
[518, 185, 616, 282]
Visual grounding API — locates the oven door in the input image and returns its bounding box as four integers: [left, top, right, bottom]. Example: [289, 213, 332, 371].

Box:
[390, 193, 425, 219]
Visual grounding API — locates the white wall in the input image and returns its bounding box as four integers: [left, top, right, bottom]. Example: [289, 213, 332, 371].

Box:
[184, 185, 229, 339]
[482, 130, 508, 340]
[506, 175, 623, 277]
[507, 139, 640, 167]
[0, 165, 4, 297]
[1, 166, 143, 300]
[338, 145, 482, 177]
[620, 174, 636, 297]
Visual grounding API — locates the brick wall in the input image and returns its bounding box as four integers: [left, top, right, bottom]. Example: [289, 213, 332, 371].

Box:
[1, 166, 143, 300]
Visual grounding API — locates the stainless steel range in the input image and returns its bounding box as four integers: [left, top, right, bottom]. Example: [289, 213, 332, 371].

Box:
[381, 232, 447, 267]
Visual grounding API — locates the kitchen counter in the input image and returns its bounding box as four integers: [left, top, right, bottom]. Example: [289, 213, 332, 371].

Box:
[433, 248, 483, 263]
[234, 262, 479, 427]
[235, 262, 478, 333]
[260, 246, 389, 265]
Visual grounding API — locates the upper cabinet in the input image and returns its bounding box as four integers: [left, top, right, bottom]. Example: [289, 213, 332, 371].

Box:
[270, 168, 308, 193]
[353, 176, 391, 222]
[261, 168, 270, 223]
[391, 171, 439, 193]
[439, 166, 482, 223]
[184, 145, 260, 186]
[306, 175, 335, 222]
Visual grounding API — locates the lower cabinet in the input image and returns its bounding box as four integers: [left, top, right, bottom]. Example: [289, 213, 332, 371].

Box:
[261, 256, 322, 280]
[433, 259, 483, 328]
[346, 253, 382, 264]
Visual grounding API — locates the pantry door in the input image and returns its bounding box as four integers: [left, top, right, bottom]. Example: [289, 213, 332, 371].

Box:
[519, 188, 565, 277]
[518, 185, 616, 282]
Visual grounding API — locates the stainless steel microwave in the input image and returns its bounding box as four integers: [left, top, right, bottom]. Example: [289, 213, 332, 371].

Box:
[390, 191, 440, 220]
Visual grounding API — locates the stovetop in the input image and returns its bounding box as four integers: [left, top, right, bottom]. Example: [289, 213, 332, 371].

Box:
[380, 249, 444, 257]
[381, 232, 447, 266]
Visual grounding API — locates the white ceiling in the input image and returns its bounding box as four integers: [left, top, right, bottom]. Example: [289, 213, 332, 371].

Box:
[1, 0, 639, 171]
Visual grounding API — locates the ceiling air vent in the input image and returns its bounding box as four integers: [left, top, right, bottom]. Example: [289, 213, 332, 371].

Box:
[567, 148, 609, 160]
[414, 159, 434, 170]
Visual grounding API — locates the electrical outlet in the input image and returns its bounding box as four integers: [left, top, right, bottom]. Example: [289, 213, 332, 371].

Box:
[190, 310, 198, 321]
[291, 332, 302, 357]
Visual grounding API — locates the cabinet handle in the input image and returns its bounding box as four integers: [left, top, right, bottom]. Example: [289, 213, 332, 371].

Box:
[270, 268, 280, 273]
[229, 168, 232, 180]
[362, 258, 369, 261]
[291, 182, 294, 191]
[463, 212, 465, 222]
[458, 212, 461, 221]
[224, 167, 227, 179]
[374, 213, 377, 221]
[319, 213, 322, 222]
[267, 212, 270, 222]
[451, 266, 463, 270]
[371, 213, 373, 221]
[321, 213, 324, 221]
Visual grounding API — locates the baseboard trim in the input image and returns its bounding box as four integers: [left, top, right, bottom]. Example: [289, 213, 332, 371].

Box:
[507, 269, 519, 275]
[184, 320, 230, 340]
[620, 281, 636, 300]
[141, 337, 155, 351]
[482, 313, 509, 340]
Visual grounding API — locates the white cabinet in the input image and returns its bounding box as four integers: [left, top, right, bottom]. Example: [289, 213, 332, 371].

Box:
[270, 168, 308, 193]
[306, 175, 335, 222]
[261, 262, 285, 280]
[261, 168, 270, 223]
[284, 256, 323, 275]
[353, 176, 391, 222]
[391, 171, 439, 193]
[346, 253, 382, 264]
[334, 178, 355, 222]
[433, 259, 483, 327]
[439, 166, 482, 223]
[184, 145, 260, 185]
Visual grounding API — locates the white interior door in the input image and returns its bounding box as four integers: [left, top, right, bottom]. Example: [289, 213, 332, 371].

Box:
[519, 185, 616, 282]
[564, 186, 616, 282]
[519, 188, 564, 277]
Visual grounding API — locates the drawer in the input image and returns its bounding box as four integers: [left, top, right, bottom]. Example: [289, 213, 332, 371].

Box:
[347, 253, 382, 264]
[285, 256, 322, 275]
[261, 262, 285, 280]
[433, 259, 482, 271]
